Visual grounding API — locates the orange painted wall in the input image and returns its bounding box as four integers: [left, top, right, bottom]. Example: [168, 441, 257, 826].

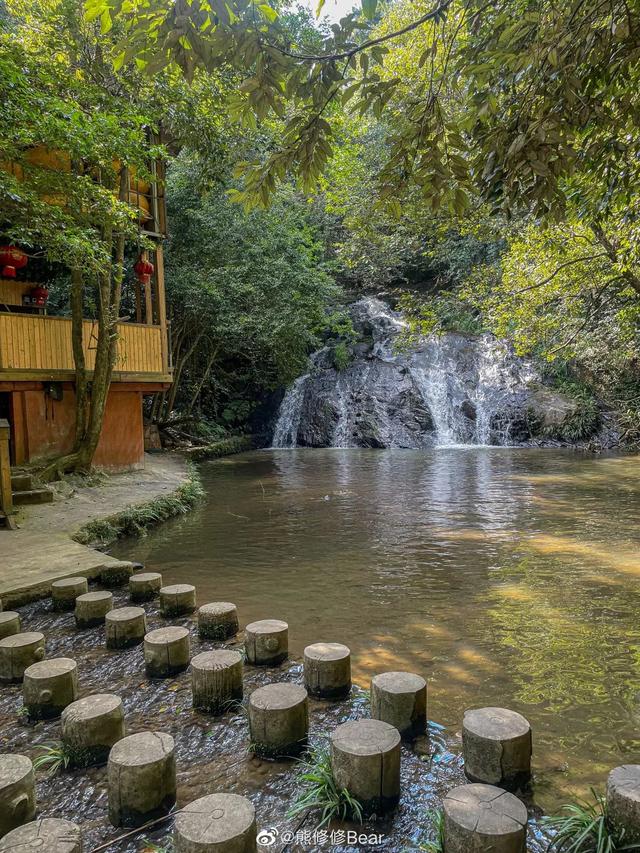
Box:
[10, 384, 144, 471]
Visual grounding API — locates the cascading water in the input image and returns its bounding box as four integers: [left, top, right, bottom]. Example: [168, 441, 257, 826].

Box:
[272, 297, 578, 449]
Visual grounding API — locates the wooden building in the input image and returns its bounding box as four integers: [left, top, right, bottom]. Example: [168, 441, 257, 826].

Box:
[0, 151, 172, 472]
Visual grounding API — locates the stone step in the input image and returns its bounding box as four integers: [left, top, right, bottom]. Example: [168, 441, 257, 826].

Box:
[10, 473, 33, 492]
[12, 488, 54, 506]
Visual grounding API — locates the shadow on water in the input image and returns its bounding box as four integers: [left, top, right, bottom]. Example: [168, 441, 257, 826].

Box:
[6, 447, 636, 850]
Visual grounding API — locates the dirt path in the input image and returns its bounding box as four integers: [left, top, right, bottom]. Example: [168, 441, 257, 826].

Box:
[0, 453, 188, 606]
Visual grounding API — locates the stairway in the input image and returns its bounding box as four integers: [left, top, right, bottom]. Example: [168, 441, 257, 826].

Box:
[11, 471, 54, 505]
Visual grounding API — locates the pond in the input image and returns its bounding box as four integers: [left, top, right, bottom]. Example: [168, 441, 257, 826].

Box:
[111, 448, 640, 812]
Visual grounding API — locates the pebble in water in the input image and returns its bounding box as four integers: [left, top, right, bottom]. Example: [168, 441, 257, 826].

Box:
[462, 707, 532, 790]
[244, 619, 288, 666]
[0, 754, 36, 838]
[248, 683, 308, 758]
[443, 783, 527, 852]
[370, 671, 427, 740]
[22, 657, 78, 720]
[108, 731, 176, 828]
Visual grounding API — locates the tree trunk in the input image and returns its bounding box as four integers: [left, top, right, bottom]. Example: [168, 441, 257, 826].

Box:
[161, 327, 205, 422]
[186, 346, 218, 414]
[591, 222, 640, 296]
[70, 267, 89, 447]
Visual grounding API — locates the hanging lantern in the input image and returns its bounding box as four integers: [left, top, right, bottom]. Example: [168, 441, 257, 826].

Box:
[0, 245, 28, 279]
[134, 254, 154, 287]
[30, 285, 49, 307]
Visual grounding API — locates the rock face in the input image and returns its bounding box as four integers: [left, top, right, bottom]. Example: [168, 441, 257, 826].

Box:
[272, 298, 583, 449]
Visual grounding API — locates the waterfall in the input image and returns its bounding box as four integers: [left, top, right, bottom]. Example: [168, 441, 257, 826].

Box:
[272, 375, 308, 448]
[271, 297, 571, 449]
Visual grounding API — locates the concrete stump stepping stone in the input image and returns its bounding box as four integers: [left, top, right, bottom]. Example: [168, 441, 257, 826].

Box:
[105, 607, 147, 649]
[244, 619, 288, 666]
[248, 683, 308, 758]
[160, 584, 196, 617]
[330, 718, 401, 816]
[463, 707, 532, 790]
[191, 650, 243, 714]
[51, 577, 88, 612]
[108, 731, 176, 828]
[129, 572, 163, 603]
[0, 612, 20, 641]
[0, 818, 82, 852]
[174, 793, 257, 852]
[0, 633, 45, 683]
[607, 765, 640, 841]
[144, 626, 191, 678]
[198, 602, 239, 641]
[100, 561, 134, 588]
[23, 657, 78, 720]
[443, 783, 527, 852]
[61, 693, 125, 767]
[0, 754, 36, 838]
[371, 671, 427, 739]
[304, 642, 351, 699]
[75, 591, 113, 629]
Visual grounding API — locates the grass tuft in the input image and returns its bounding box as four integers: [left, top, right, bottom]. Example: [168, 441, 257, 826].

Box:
[32, 741, 72, 776]
[288, 744, 363, 828]
[73, 466, 204, 547]
[543, 790, 640, 852]
[419, 809, 445, 852]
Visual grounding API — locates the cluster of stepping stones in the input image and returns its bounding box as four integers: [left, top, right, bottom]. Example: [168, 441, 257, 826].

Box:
[1, 563, 640, 852]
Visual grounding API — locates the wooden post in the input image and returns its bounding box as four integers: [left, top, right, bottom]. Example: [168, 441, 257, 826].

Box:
[154, 243, 169, 377]
[0, 418, 15, 528]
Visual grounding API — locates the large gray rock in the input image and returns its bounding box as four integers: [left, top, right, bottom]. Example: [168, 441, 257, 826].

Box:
[273, 297, 588, 449]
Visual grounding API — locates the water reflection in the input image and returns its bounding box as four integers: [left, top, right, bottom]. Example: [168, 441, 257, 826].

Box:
[113, 448, 640, 808]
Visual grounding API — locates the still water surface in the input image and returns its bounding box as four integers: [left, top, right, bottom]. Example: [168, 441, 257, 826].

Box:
[113, 448, 640, 808]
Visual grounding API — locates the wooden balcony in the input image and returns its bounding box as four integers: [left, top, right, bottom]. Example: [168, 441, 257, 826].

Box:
[0, 313, 171, 383]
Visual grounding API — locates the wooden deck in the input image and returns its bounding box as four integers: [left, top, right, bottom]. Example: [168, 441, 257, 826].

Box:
[0, 313, 171, 382]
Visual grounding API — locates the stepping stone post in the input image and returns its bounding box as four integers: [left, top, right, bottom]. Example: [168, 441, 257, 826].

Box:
[23, 657, 78, 719]
[75, 591, 113, 629]
[61, 693, 125, 767]
[198, 602, 239, 641]
[463, 707, 532, 790]
[245, 619, 288, 666]
[443, 783, 527, 852]
[144, 626, 191, 678]
[174, 793, 256, 853]
[248, 683, 308, 758]
[304, 642, 351, 699]
[0, 612, 20, 641]
[330, 718, 401, 816]
[0, 818, 82, 852]
[191, 650, 243, 715]
[371, 671, 427, 739]
[607, 765, 640, 842]
[105, 607, 147, 649]
[129, 572, 163, 603]
[0, 754, 36, 838]
[100, 561, 134, 588]
[51, 577, 88, 612]
[0, 633, 45, 683]
[108, 731, 176, 827]
[159, 583, 196, 617]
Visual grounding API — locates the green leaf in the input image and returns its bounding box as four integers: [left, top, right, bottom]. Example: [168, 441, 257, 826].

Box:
[258, 4, 278, 23]
[361, 0, 377, 19]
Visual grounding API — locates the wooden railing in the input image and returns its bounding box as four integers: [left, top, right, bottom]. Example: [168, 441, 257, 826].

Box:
[0, 313, 169, 380]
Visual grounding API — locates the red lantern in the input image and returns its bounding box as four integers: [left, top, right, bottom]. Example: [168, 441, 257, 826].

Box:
[134, 254, 154, 287]
[0, 245, 28, 279]
[30, 286, 49, 307]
